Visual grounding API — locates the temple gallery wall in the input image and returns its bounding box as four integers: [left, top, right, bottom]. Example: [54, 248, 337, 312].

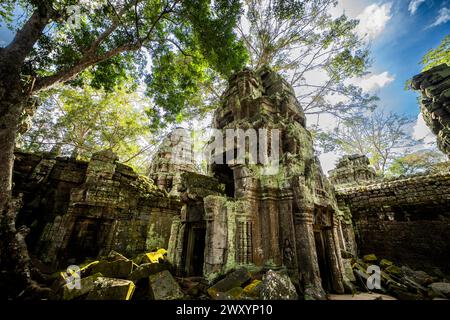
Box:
[10, 66, 450, 298]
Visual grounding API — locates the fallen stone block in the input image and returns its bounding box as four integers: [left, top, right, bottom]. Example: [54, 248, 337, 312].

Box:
[243, 279, 262, 298]
[128, 263, 168, 283]
[92, 259, 133, 279]
[143, 248, 168, 264]
[260, 270, 298, 300]
[401, 266, 436, 286]
[363, 254, 377, 264]
[380, 259, 393, 269]
[149, 270, 184, 300]
[106, 251, 129, 262]
[207, 268, 251, 298]
[428, 282, 450, 299]
[86, 277, 135, 300]
[62, 273, 103, 300]
[385, 265, 402, 278]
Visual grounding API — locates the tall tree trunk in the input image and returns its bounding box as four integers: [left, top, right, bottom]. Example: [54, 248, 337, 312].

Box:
[0, 85, 29, 298]
[0, 87, 51, 299]
[0, 7, 52, 298]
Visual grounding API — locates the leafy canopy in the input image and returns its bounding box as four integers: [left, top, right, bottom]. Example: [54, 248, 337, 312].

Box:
[18, 84, 155, 173]
[422, 35, 450, 71]
[1, 0, 248, 129]
[318, 110, 417, 175]
[387, 149, 447, 177]
[238, 0, 376, 120]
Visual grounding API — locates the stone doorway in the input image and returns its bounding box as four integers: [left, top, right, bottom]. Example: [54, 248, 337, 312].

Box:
[66, 217, 104, 263]
[313, 206, 334, 292]
[184, 223, 206, 276]
[314, 229, 333, 292]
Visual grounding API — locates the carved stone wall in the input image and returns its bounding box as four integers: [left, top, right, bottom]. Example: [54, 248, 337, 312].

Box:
[411, 64, 450, 156]
[13, 150, 181, 268]
[335, 171, 450, 274]
[168, 67, 349, 298]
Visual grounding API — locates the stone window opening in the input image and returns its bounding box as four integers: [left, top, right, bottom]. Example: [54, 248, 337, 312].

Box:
[211, 162, 235, 198]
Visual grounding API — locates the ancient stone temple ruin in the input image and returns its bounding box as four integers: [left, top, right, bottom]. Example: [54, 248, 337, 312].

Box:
[13, 149, 181, 268]
[329, 154, 376, 185]
[10, 66, 450, 300]
[12, 67, 352, 299]
[411, 63, 450, 156]
[148, 128, 197, 194]
[329, 154, 450, 275]
[166, 68, 349, 298]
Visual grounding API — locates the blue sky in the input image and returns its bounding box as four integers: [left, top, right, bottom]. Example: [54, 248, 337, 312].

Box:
[366, 0, 449, 116]
[316, 0, 450, 172]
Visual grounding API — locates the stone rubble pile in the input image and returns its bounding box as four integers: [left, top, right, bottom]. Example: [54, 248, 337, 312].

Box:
[342, 252, 450, 300]
[47, 249, 300, 300]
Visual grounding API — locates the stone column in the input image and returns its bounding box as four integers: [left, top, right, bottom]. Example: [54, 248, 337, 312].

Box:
[267, 195, 282, 266]
[167, 216, 184, 274]
[324, 228, 345, 294]
[203, 195, 228, 276]
[294, 211, 326, 299]
[278, 197, 299, 284]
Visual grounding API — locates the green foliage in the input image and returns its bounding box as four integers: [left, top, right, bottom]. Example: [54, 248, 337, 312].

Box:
[18, 85, 154, 173]
[422, 35, 450, 71]
[239, 0, 375, 119]
[0, 1, 15, 25]
[318, 111, 417, 175]
[387, 149, 447, 176]
[3, 0, 247, 129]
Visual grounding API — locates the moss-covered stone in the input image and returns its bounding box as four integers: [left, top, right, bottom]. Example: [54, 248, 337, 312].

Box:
[380, 259, 393, 269]
[148, 270, 184, 300]
[207, 268, 251, 298]
[363, 254, 378, 264]
[243, 279, 262, 298]
[91, 259, 133, 279]
[62, 272, 103, 300]
[86, 277, 135, 300]
[385, 265, 403, 277]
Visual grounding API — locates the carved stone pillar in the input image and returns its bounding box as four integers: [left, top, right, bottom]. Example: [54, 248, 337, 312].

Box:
[324, 227, 345, 294]
[294, 211, 325, 299]
[167, 216, 183, 274]
[203, 195, 228, 276]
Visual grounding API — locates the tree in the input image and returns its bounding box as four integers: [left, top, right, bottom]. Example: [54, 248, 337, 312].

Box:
[18, 85, 155, 173]
[422, 35, 450, 71]
[318, 110, 417, 175]
[387, 149, 447, 176]
[0, 0, 247, 297]
[237, 0, 377, 120]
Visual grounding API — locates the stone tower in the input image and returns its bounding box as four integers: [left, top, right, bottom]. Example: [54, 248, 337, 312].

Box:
[328, 154, 377, 185]
[168, 68, 350, 299]
[149, 127, 198, 194]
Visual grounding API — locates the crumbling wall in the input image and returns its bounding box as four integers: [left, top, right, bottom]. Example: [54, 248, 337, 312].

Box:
[411, 64, 450, 156]
[336, 171, 450, 274]
[13, 150, 181, 268]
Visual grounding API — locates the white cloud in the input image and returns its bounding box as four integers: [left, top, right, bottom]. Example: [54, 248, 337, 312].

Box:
[355, 3, 392, 40]
[413, 112, 436, 144]
[318, 151, 341, 176]
[427, 7, 450, 28]
[408, 0, 426, 15]
[348, 71, 395, 93]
